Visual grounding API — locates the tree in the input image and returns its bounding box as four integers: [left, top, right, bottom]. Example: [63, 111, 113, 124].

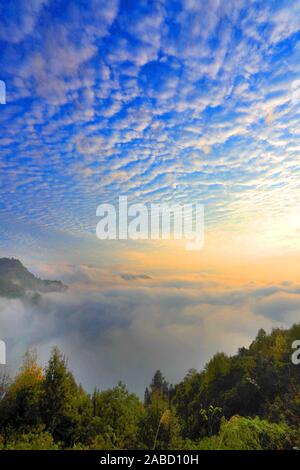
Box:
[41, 347, 90, 445]
[139, 388, 182, 450]
[0, 350, 43, 431]
[173, 369, 206, 439]
[144, 370, 172, 406]
[1, 322, 300, 450]
[91, 382, 143, 449]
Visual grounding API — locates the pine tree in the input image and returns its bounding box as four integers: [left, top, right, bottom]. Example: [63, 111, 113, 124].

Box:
[41, 347, 83, 445]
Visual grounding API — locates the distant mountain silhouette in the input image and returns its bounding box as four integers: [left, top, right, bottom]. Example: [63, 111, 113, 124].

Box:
[0, 258, 67, 298]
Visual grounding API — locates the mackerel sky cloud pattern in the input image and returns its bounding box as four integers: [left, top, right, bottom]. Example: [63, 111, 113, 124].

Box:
[0, 0, 300, 245]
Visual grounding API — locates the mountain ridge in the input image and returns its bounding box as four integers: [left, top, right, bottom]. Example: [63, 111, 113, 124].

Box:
[0, 257, 67, 299]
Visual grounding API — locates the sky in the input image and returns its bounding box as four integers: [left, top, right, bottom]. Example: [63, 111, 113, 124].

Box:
[1, 0, 300, 394]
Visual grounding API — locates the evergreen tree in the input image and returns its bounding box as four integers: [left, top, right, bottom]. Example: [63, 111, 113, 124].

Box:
[41, 347, 88, 445]
[91, 382, 143, 449]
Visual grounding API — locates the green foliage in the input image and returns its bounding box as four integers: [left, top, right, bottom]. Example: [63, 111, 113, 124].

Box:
[91, 382, 144, 449]
[199, 405, 223, 437]
[0, 324, 300, 450]
[173, 369, 204, 439]
[140, 399, 182, 450]
[41, 347, 92, 446]
[4, 428, 60, 450]
[0, 350, 43, 430]
[139, 372, 182, 450]
[174, 323, 300, 442]
[196, 416, 292, 450]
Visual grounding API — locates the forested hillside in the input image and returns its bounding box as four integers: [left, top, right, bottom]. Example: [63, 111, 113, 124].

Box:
[0, 324, 300, 450]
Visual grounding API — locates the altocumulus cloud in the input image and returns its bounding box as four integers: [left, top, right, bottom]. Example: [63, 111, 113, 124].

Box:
[0, 0, 300, 250]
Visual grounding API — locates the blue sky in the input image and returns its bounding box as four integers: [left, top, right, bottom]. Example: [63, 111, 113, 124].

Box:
[1, 1, 300, 391]
[1, 0, 300, 259]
